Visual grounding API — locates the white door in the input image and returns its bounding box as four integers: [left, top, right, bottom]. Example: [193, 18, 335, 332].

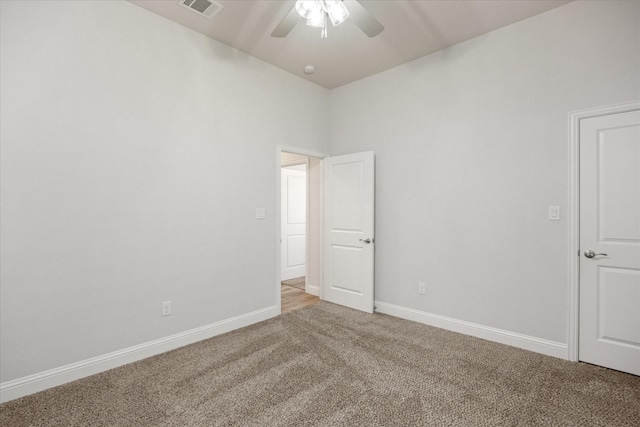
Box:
[323, 151, 375, 313]
[579, 109, 640, 375]
[281, 166, 306, 281]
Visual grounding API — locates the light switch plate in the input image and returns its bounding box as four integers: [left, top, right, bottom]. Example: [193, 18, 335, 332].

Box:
[256, 208, 266, 220]
[548, 206, 560, 221]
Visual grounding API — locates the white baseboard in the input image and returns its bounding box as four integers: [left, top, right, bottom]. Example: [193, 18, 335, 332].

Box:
[0, 305, 278, 404]
[306, 282, 320, 296]
[375, 301, 568, 360]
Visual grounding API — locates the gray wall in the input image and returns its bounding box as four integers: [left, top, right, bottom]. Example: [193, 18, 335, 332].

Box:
[0, 0, 329, 383]
[329, 0, 639, 344]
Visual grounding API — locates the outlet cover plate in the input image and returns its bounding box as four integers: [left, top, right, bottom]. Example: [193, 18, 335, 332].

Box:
[162, 301, 172, 316]
[418, 282, 426, 295]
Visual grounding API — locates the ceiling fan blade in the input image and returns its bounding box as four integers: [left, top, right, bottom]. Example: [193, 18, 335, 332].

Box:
[345, 0, 384, 38]
[271, 5, 300, 38]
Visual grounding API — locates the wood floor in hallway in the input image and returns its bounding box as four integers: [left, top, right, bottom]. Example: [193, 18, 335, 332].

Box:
[281, 284, 320, 314]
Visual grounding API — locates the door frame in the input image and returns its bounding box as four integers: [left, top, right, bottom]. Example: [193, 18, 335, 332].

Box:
[276, 146, 328, 314]
[568, 100, 640, 362]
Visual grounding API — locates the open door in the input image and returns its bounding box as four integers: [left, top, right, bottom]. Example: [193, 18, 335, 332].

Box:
[323, 151, 375, 313]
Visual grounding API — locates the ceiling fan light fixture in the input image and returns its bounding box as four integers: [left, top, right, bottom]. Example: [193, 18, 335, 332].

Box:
[325, 0, 349, 26]
[296, 0, 349, 38]
[272, 0, 383, 39]
[306, 7, 325, 28]
[295, 0, 319, 19]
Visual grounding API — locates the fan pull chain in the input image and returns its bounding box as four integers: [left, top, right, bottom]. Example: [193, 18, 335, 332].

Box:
[321, 13, 328, 38]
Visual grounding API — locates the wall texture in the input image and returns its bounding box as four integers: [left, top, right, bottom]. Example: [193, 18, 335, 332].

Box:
[0, 0, 329, 385]
[329, 0, 639, 345]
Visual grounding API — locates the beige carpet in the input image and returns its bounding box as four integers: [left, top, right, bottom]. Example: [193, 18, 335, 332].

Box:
[281, 276, 305, 290]
[1, 302, 639, 426]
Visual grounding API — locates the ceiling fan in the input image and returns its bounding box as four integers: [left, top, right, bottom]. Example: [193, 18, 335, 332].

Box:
[271, 0, 384, 39]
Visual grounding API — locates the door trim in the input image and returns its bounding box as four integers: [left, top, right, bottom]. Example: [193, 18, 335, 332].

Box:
[568, 100, 640, 362]
[276, 146, 328, 314]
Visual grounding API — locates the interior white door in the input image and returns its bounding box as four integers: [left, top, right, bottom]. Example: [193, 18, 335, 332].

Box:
[579, 109, 640, 375]
[323, 151, 375, 313]
[281, 166, 306, 281]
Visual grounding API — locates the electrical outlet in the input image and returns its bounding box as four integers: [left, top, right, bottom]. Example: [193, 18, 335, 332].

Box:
[162, 300, 172, 316]
[418, 282, 426, 295]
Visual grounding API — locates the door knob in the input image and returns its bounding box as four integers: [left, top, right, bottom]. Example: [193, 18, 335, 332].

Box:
[359, 238, 372, 244]
[584, 250, 608, 258]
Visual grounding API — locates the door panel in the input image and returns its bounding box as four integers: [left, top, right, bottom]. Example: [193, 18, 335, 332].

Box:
[281, 167, 306, 281]
[598, 125, 640, 242]
[324, 151, 374, 313]
[330, 162, 364, 231]
[598, 267, 640, 345]
[579, 109, 640, 375]
[287, 234, 306, 267]
[330, 245, 364, 293]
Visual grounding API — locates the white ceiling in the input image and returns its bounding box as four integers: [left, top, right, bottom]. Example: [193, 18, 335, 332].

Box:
[129, 0, 573, 89]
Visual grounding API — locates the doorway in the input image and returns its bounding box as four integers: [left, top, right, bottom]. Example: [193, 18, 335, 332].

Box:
[276, 148, 376, 315]
[279, 149, 323, 314]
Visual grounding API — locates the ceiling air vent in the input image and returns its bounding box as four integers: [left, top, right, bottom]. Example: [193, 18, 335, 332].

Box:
[178, 0, 223, 19]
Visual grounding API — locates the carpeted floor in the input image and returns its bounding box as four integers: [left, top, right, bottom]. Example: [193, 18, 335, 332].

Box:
[1, 302, 639, 426]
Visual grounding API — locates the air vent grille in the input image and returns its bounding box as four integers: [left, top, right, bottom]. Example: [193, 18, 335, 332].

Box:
[178, 0, 223, 19]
